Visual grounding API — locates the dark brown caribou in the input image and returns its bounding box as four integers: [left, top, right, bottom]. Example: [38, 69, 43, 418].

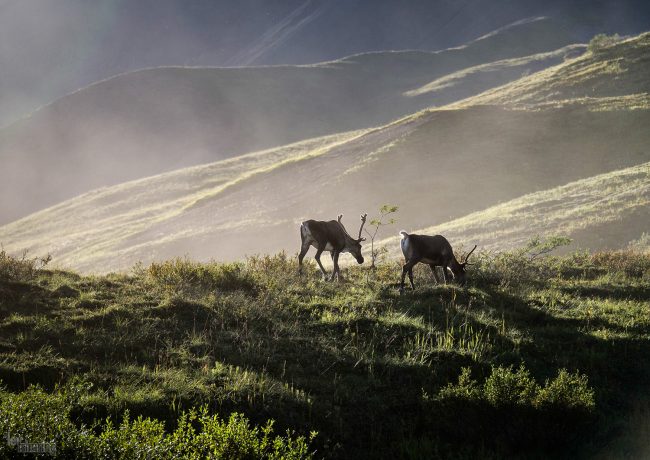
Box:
[299, 213, 367, 280]
[399, 231, 476, 293]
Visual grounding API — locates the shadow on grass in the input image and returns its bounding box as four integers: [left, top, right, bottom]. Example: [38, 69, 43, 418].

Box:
[559, 283, 650, 301]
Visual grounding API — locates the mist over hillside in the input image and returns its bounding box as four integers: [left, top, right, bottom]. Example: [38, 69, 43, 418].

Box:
[2, 32, 649, 273]
[0, 19, 583, 224]
[380, 162, 650, 257]
[3, 0, 649, 126]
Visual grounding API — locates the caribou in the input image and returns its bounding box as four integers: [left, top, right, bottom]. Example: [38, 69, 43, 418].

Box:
[399, 231, 476, 293]
[298, 213, 367, 281]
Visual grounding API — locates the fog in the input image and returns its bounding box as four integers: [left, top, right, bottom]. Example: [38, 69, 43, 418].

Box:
[2, 0, 650, 127]
[0, 14, 587, 224]
[0, 1, 648, 237]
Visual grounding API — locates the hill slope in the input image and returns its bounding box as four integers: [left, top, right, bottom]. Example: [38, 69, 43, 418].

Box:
[0, 19, 581, 223]
[454, 32, 650, 108]
[1, 32, 649, 273]
[1, 248, 649, 458]
[5, 0, 650, 126]
[381, 162, 650, 256]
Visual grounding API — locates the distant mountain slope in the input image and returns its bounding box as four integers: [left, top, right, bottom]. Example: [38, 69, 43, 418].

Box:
[1, 31, 649, 273]
[455, 32, 650, 108]
[0, 130, 365, 270]
[2, 103, 648, 274]
[4, 0, 650, 126]
[380, 162, 650, 256]
[0, 20, 581, 224]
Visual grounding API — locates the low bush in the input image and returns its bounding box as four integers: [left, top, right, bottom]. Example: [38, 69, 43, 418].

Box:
[590, 250, 650, 279]
[588, 33, 622, 53]
[145, 258, 257, 296]
[0, 384, 316, 459]
[440, 365, 594, 411]
[433, 365, 596, 452]
[0, 249, 50, 283]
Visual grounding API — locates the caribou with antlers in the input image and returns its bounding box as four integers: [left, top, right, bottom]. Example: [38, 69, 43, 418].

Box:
[399, 231, 476, 293]
[298, 213, 367, 281]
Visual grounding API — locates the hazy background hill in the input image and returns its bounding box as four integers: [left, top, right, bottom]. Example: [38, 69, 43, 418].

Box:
[3, 0, 650, 127]
[0, 19, 583, 224]
[379, 162, 650, 257]
[2, 32, 648, 273]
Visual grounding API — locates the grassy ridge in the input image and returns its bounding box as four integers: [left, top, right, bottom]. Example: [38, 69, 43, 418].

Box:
[3, 106, 649, 274]
[2, 32, 650, 272]
[0, 23, 576, 224]
[380, 161, 650, 256]
[0, 130, 366, 271]
[453, 32, 650, 109]
[1, 245, 649, 458]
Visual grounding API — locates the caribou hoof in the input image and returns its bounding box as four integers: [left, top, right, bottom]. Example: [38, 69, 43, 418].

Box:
[398, 286, 405, 295]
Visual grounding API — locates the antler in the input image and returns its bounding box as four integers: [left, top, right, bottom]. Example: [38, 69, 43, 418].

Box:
[464, 245, 477, 264]
[337, 214, 343, 223]
[357, 213, 367, 241]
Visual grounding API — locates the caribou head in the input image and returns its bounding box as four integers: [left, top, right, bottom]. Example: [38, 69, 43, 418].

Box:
[453, 244, 477, 286]
[337, 213, 367, 264]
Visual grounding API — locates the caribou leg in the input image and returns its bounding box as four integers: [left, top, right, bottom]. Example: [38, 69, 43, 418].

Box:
[314, 247, 328, 279]
[441, 266, 449, 284]
[330, 251, 341, 282]
[408, 267, 415, 290]
[400, 258, 421, 293]
[298, 244, 310, 273]
[428, 264, 441, 284]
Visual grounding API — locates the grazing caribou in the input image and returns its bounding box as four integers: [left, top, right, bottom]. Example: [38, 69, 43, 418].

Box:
[299, 213, 367, 280]
[399, 231, 476, 293]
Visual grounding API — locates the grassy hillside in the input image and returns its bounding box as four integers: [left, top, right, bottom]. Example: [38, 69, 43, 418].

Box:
[454, 32, 650, 108]
[379, 162, 650, 257]
[0, 248, 649, 458]
[0, 22, 580, 223]
[2, 32, 650, 273]
[2, 103, 648, 274]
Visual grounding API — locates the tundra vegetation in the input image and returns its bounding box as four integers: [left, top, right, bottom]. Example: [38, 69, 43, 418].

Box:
[0, 240, 649, 458]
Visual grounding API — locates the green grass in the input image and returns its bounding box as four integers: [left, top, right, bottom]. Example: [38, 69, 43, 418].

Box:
[0, 246, 649, 458]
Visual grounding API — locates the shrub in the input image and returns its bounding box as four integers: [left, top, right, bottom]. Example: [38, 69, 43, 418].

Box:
[590, 250, 650, 279]
[588, 33, 622, 53]
[439, 365, 594, 411]
[0, 384, 316, 459]
[536, 369, 595, 410]
[145, 258, 257, 296]
[483, 365, 540, 407]
[0, 249, 50, 283]
[435, 365, 596, 450]
[438, 367, 481, 401]
[474, 235, 572, 288]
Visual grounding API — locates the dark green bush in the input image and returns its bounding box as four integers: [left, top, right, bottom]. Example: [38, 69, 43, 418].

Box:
[0, 385, 316, 459]
[483, 365, 540, 407]
[440, 365, 594, 411]
[433, 365, 596, 451]
[536, 369, 595, 410]
[474, 236, 572, 288]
